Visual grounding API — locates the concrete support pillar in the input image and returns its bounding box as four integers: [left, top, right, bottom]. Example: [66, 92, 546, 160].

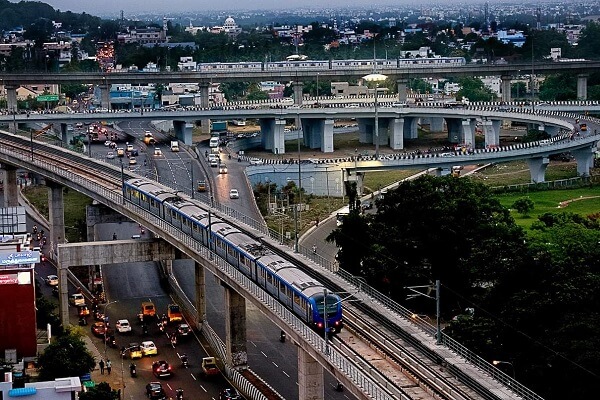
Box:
[577, 74, 588, 101]
[527, 157, 549, 183]
[47, 181, 65, 259]
[224, 286, 247, 370]
[173, 120, 193, 145]
[101, 84, 110, 110]
[572, 148, 595, 177]
[429, 117, 445, 132]
[403, 116, 418, 139]
[298, 348, 324, 400]
[397, 79, 408, 102]
[1, 165, 18, 208]
[199, 83, 210, 108]
[462, 119, 475, 147]
[322, 119, 334, 153]
[389, 118, 404, 150]
[446, 118, 463, 143]
[5, 85, 18, 113]
[60, 122, 75, 145]
[501, 75, 512, 103]
[292, 82, 304, 105]
[259, 118, 285, 155]
[58, 262, 70, 327]
[482, 120, 500, 147]
[194, 262, 206, 329]
[357, 118, 388, 147]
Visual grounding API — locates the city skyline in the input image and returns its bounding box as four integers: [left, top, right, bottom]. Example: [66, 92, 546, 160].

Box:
[10, 0, 536, 16]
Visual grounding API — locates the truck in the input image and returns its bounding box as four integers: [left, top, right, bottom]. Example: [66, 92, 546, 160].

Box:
[170, 141, 180, 152]
[167, 304, 183, 323]
[201, 357, 219, 377]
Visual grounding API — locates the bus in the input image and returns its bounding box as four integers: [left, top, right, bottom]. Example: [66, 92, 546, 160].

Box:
[336, 206, 350, 226]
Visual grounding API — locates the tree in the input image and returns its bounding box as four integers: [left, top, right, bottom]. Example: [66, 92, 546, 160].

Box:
[512, 197, 534, 216]
[456, 77, 496, 102]
[328, 176, 527, 314]
[37, 327, 96, 380]
[576, 22, 600, 60]
[78, 382, 119, 400]
[538, 74, 577, 101]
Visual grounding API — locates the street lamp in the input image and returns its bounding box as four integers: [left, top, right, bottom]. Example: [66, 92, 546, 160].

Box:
[363, 73, 387, 158]
[103, 300, 118, 360]
[120, 345, 138, 399]
[493, 360, 516, 379]
[406, 280, 442, 345]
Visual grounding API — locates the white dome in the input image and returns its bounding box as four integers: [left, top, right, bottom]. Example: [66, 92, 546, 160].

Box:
[224, 16, 236, 28]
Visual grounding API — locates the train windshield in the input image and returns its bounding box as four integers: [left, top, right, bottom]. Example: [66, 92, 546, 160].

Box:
[316, 294, 339, 317]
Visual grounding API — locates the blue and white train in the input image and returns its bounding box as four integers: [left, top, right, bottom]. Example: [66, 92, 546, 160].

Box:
[124, 178, 343, 334]
[197, 56, 466, 73]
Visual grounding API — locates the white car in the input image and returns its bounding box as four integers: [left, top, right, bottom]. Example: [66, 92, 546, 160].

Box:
[116, 319, 132, 334]
[106, 152, 115, 159]
[45, 275, 58, 286]
[249, 158, 264, 166]
[140, 340, 158, 356]
[229, 189, 240, 199]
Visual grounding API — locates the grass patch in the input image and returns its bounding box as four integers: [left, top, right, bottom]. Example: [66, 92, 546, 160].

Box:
[363, 170, 417, 193]
[22, 185, 92, 243]
[470, 161, 579, 186]
[495, 186, 600, 229]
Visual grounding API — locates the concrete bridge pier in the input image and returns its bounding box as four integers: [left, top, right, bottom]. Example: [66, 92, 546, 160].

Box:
[397, 79, 408, 102]
[446, 118, 463, 143]
[101, 84, 110, 110]
[60, 122, 76, 145]
[224, 284, 248, 370]
[527, 157, 549, 183]
[173, 120, 193, 145]
[195, 262, 207, 330]
[482, 119, 501, 147]
[293, 82, 304, 105]
[429, 117, 445, 132]
[47, 180, 66, 259]
[5, 85, 18, 132]
[462, 119, 476, 147]
[301, 119, 334, 152]
[1, 165, 18, 207]
[198, 83, 211, 134]
[577, 74, 589, 100]
[389, 118, 404, 150]
[403, 116, 418, 140]
[572, 148, 595, 177]
[259, 118, 286, 155]
[501, 76, 512, 103]
[298, 348, 324, 400]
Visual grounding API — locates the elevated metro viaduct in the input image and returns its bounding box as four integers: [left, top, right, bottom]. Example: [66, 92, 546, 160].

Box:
[0, 145, 378, 400]
[0, 105, 577, 156]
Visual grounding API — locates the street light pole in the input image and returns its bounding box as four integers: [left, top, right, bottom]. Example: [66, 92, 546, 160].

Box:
[363, 73, 387, 158]
[102, 300, 118, 361]
[493, 360, 516, 379]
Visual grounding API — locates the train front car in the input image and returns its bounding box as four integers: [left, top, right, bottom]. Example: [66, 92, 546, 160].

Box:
[305, 287, 343, 334]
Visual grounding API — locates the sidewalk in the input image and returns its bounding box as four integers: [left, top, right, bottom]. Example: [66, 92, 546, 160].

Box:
[83, 335, 124, 393]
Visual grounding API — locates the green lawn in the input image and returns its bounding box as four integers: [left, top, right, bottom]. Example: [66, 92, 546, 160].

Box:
[495, 186, 600, 229]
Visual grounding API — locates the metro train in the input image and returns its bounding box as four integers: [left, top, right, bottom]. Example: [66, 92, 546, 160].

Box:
[197, 56, 466, 72]
[123, 178, 343, 334]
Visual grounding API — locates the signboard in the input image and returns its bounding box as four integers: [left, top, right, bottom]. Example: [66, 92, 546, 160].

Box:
[37, 94, 59, 102]
[0, 250, 40, 266]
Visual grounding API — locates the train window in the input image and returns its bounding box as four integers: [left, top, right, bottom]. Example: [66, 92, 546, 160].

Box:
[227, 247, 235, 256]
[279, 282, 286, 295]
[267, 273, 273, 285]
[259, 268, 266, 279]
[293, 292, 302, 306]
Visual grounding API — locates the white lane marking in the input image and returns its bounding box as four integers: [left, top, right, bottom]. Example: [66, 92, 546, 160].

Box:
[282, 370, 290, 378]
[261, 351, 268, 358]
[272, 362, 279, 368]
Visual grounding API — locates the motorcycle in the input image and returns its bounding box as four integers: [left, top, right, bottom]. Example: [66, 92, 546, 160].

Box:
[105, 335, 117, 348]
[79, 316, 88, 326]
[180, 354, 188, 368]
[280, 330, 286, 343]
[176, 388, 184, 400]
[170, 334, 177, 348]
[130, 363, 137, 378]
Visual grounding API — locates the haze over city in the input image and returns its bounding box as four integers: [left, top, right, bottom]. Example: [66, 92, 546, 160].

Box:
[11, 0, 525, 16]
